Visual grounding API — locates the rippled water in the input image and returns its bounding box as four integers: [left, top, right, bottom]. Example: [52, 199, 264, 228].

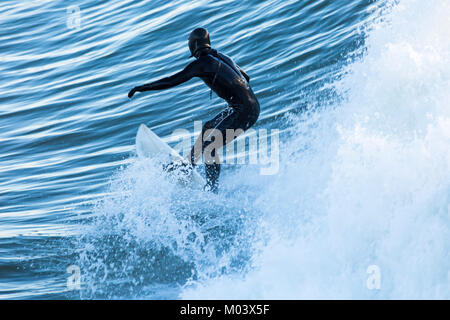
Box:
[1, 0, 449, 299]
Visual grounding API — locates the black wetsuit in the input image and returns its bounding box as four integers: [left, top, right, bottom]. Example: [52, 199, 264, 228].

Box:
[131, 49, 260, 191]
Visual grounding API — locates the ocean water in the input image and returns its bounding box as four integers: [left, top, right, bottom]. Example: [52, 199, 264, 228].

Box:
[0, 0, 448, 299]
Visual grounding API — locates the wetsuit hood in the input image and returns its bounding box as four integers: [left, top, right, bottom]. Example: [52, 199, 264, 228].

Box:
[189, 28, 211, 58]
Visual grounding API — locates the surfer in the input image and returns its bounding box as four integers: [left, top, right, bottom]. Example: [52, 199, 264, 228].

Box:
[128, 28, 260, 192]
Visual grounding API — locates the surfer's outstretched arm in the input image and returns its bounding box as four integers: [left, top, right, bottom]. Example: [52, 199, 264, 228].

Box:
[128, 61, 199, 98]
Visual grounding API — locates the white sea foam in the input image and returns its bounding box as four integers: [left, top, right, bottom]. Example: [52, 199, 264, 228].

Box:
[181, 0, 450, 299]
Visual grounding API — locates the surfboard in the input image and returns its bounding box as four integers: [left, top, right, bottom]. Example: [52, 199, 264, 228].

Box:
[135, 124, 204, 189]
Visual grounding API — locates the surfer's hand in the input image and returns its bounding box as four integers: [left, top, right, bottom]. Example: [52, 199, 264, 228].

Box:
[128, 87, 140, 99]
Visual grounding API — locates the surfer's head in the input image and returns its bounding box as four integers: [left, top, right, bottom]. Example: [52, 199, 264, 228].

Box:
[189, 28, 211, 58]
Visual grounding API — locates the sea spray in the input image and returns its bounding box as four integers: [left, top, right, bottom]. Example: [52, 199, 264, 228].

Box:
[181, 0, 450, 299]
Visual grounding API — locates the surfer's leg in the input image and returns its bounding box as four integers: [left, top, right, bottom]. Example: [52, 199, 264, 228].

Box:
[203, 107, 259, 192]
[188, 108, 235, 165]
[204, 162, 220, 193]
[188, 106, 254, 192]
[186, 108, 236, 191]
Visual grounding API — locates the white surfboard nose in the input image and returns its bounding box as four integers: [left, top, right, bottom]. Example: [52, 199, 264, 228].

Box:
[135, 124, 204, 189]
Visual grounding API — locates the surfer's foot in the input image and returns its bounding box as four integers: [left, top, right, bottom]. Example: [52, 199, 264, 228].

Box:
[203, 183, 218, 194]
[204, 162, 220, 193]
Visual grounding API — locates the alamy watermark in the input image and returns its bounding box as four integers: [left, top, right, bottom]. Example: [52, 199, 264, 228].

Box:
[366, 265, 381, 290]
[66, 265, 81, 290]
[67, 5, 81, 30]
